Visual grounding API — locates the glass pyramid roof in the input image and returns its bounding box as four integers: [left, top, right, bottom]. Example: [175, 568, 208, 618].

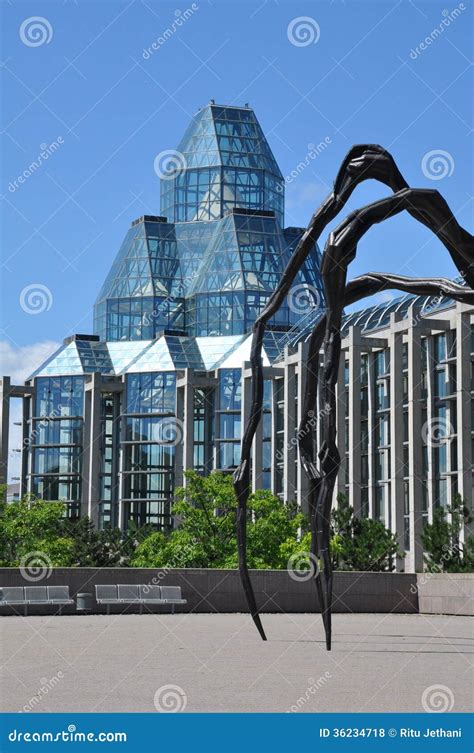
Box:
[160, 104, 285, 224]
[29, 333, 283, 379]
[173, 104, 283, 177]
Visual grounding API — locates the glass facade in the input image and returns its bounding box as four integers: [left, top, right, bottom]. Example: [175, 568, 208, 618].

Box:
[217, 369, 242, 471]
[93, 104, 323, 342]
[30, 376, 84, 518]
[121, 372, 177, 529]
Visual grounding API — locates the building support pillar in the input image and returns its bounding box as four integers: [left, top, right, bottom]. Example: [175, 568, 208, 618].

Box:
[176, 369, 194, 488]
[456, 308, 472, 510]
[367, 351, 378, 519]
[425, 335, 435, 523]
[296, 342, 310, 514]
[270, 378, 279, 494]
[0, 377, 11, 487]
[348, 327, 362, 517]
[407, 310, 424, 572]
[283, 352, 297, 504]
[334, 351, 347, 505]
[389, 316, 405, 568]
[21, 393, 31, 498]
[83, 373, 102, 527]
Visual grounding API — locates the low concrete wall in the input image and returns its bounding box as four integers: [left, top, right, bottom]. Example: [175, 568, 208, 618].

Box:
[415, 572, 474, 616]
[0, 568, 418, 615]
[2, 568, 472, 616]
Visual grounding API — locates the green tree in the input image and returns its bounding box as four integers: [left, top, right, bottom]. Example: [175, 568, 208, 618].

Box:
[223, 489, 305, 569]
[63, 517, 151, 567]
[330, 494, 402, 571]
[0, 491, 74, 566]
[0, 487, 146, 568]
[131, 471, 305, 569]
[421, 494, 474, 573]
[280, 495, 401, 572]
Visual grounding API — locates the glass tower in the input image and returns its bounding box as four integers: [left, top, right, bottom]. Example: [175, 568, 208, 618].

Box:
[22, 103, 326, 531]
[93, 103, 323, 342]
[160, 104, 284, 224]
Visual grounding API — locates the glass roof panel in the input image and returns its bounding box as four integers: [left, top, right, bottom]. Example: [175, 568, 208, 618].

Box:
[29, 342, 84, 378]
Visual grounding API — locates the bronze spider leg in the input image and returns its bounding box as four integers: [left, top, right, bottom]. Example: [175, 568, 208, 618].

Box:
[233, 145, 410, 640]
[299, 274, 474, 648]
[313, 190, 474, 649]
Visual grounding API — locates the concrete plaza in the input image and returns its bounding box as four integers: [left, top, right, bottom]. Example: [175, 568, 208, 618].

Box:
[1, 613, 472, 713]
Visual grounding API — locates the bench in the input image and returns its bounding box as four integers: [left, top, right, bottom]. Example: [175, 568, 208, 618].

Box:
[95, 584, 187, 614]
[0, 586, 74, 615]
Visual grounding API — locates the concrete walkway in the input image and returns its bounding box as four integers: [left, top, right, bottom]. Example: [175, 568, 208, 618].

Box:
[1, 613, 472, 713]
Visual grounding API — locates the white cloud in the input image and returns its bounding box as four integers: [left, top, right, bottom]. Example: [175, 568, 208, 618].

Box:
[1, 340, 60, 483]
[0, 340, 59, 383]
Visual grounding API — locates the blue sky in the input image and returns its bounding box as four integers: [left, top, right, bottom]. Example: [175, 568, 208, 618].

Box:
[1, 0, 472, 367]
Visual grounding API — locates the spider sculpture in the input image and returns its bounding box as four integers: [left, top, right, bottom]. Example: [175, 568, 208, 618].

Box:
[233, 145, 474, 650]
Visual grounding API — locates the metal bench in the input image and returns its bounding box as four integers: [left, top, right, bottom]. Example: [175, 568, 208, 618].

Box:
[95, 584, 187, 614]
[0, 585, 74, 615]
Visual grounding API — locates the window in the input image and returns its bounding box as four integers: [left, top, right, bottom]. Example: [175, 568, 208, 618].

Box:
[31, 418, 82, 446]
[219, 369, 241, 411]
[35, 377, 84, 417]
[219, 413, 241, 439]
[434, 334, 447, 362]
[376, 381, 389, 411]
[219, 442, 241, 469]
[434, 369, 447, 399]
[33, 446, 81, 474]
[374, 350, 390, 378]
[127, 373, 176, 414]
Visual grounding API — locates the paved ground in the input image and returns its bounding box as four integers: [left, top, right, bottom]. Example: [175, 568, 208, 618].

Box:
[1, 613, 472, 713]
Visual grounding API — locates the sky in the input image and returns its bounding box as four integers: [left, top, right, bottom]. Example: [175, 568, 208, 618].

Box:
[0, 0, 472, 383]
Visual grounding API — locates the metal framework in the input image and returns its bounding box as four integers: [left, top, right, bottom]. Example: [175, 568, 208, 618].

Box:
[234, 144, 474, 649]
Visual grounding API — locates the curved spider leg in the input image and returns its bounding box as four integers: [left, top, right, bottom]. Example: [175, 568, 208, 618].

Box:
[233, 321, 267, 640]
[233, 145, 410, 639]
[298, 273, 474, 647]
[315, 190, 474, 650]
